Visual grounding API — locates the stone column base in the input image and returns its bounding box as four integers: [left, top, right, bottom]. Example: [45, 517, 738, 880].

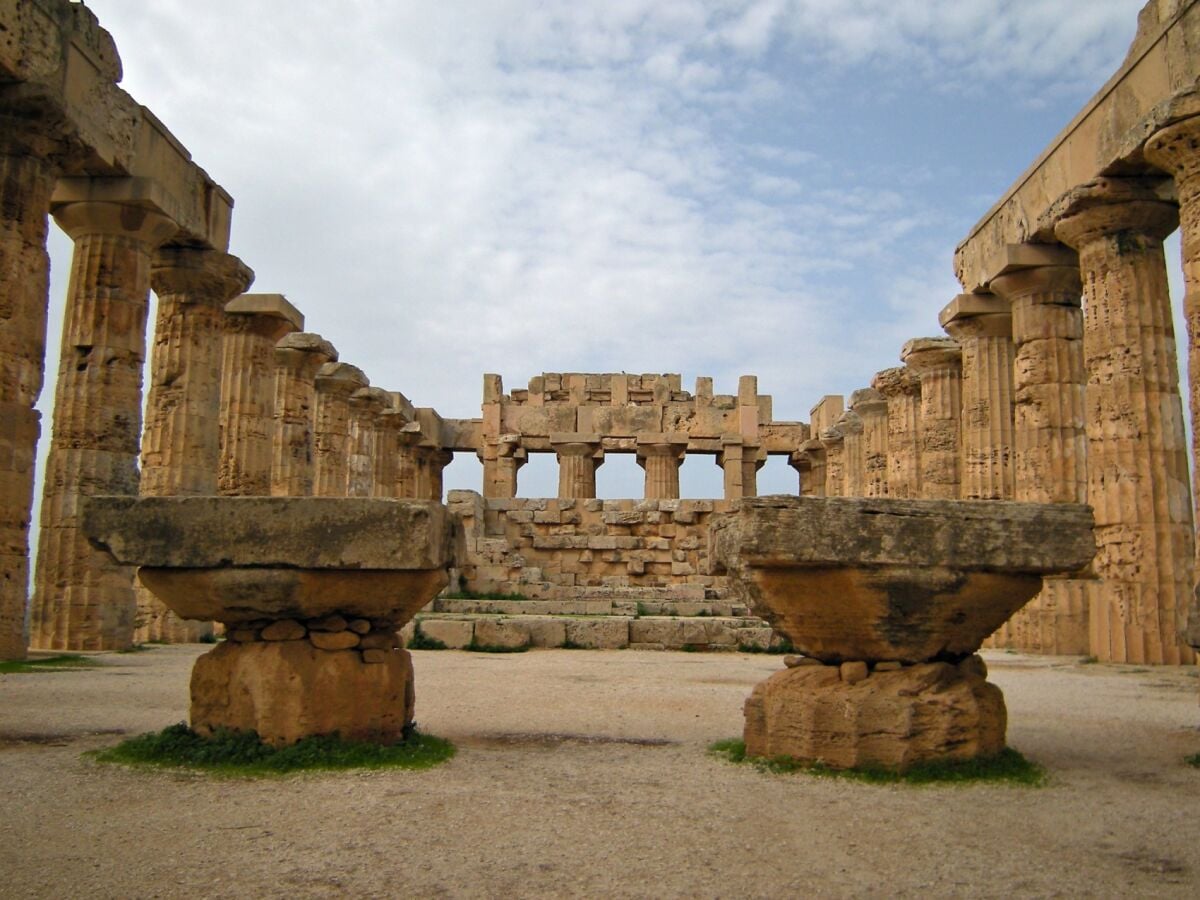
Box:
[743, 656, 1006, 771]
[190, 640, 415, 746]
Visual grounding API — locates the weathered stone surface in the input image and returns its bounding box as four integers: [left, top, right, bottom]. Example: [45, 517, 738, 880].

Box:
[309, 630, 360, 651]
[712, 496, 1095, 663]
[473, 619, 530, 650]
[743, 659, 1006, 771]
[565, 618, 630, 649]
[83, 497, 450, 570]
[417, 618, 473, 649]
[260, 619, 305, 641]
[190, 641, 414, 746]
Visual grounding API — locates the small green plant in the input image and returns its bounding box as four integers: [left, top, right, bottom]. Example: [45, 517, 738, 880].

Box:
[709, 739, 1046, 786]
[680, 643, 703, 653]
[1079, 655, 1099, 665]
[406, 629, 448, 651]
[0, 654, 96, 675]
[442, 589, 531, 602]
[89, 723, 455, 776]
[560, 638, 587, 650]
[198, 631, 219, 644]
[635, 602, 652, 618]
[1185, 753, 1200, 769]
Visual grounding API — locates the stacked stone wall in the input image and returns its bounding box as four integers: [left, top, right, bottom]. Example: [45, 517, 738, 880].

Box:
[447, 490, 731, 602]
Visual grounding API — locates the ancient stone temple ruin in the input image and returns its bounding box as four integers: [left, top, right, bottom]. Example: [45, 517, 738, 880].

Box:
[2, 0, 1200, 754]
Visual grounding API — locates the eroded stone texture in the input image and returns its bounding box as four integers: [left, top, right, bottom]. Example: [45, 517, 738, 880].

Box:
[900, 338, 962, 499]
[871, 367, 921, 499]
[348, 386, 391, 498]
[136, 247, 253, 644]
[31, 186, 177, 651]
[0, 138, 58, 660]
[1055, 178, 1196, 664]
[1145, 114, 1200, 650]
[743, 658, 1005, 771]
[312, 362, 368, 497]
[940, 294, 1016, 501]
[717, 436, 763, 501]
[836, 410, 865, 498]
[637, 435, 687, 500]
[789, 441, 824, 497]
[981, 250, 1088, 655]
[552, 433, 603, 499]
[191, 641, 415, 746]
[850, 388, 888, 498]
[219, 294, 302, 496]
[818, 425, 845, 497]
[270, 333, 337, 497]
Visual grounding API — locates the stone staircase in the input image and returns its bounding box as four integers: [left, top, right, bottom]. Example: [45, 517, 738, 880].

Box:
[402, 593, 789, 652]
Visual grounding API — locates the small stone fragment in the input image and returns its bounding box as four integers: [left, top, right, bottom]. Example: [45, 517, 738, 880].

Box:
[309, 614, 348, 633]
[261, 619, 306, 641]
[361, 649, 389, 664]
[784, 655, 823, 667]
[229, 628, 260, 643]
[348, 618, 371, 635]
[309, 630, 360, 651]
[874, 661, 902, 672]
[840, 660, 869, 684]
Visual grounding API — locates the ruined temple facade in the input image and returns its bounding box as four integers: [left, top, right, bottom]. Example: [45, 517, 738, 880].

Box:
[3, 0, 1200, 665]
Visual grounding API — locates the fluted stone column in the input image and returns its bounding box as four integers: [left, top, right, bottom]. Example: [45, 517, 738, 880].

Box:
[374, 409, 407, 499]
[791, 439, 825, 497]
[348, 386, 392, 498]
[312, 362, 368, 497]
[850, 389, 888, 498]
[219, 294, 302, 496]
[481, 435, 526, 499]
[718, 436, 763, 500]
[901, 338, 962, 500]
[872, 367, 921, 499]
[836, 410, 865, 498]
[270, 333, 337, 497]
[1145, 115, 1200, 650]
[552, 433, 603, 499]
[394, 423, 424, 499]
[0, 132, 59, 659]
[1056, 178, 1195, 664]
[637, 435, 687, 500]
[413, 445, 453, 502]
[31, 182, 177, 650]
[940, 294, 1016, 501]
[983, 249, 1087, 654]
[136, 248, 253, 644]
[819, 425, 846, 497]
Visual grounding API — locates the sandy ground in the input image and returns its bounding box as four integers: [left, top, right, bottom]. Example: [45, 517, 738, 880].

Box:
[1, 646, 1198, 899]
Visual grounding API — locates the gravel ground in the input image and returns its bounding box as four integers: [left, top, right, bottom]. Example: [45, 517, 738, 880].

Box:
[1, 645, 1198, 899]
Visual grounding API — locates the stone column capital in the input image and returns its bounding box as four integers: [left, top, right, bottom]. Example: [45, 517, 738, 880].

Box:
[939, 292, 1016, 337]
[350, 385, 392, 417]
[274, 332, 338, 372]
[834, 409, 863, 436]
[550, 433, 604, 459]
[50, 177, 180, 245]
[1052, 177, 1178, 249]
[225, 293, 304, 331]
[818, 425, 845, 449]
[1145, 114, 1200, 184]
[848, 387, 887, 419]
[151, 247, 254, 302]
[871, 366, 920, 400]
[314, 362, 368, 398]
[900, 337, 961, 375]
[635, 434, 688, 462]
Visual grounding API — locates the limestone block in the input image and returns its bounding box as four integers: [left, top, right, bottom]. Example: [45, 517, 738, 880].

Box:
[565, 618, 630, 649]
[190, 641, 414, 746]
[525, 617, 568, 647]
[310, 630, 360, 651]
[743, 660, 1005, 771]
[417, 618, 473, 649]
[473, 619, 530, 650]
[261, 619, 306, 641]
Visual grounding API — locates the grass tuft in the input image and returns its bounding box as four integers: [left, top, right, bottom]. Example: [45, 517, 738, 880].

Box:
[468, 640, 529, 653]
[708, 739, 1045, 786]
[406, 630, 448, 651]
[89, 723, 455, 776]
[0, 654, 96, 674]
[443, 590, 530, 602]
[1186, 753, 1200, 769]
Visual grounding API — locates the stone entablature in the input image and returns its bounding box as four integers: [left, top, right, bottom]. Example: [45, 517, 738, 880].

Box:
[447, 490, 732, 602]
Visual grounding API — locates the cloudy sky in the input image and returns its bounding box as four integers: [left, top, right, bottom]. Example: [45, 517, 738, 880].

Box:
[41, 0, 1182, 499]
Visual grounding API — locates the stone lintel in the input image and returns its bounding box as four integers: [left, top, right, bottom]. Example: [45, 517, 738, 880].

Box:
[82, 496, 451, 570]
[225, 293, 304, 331]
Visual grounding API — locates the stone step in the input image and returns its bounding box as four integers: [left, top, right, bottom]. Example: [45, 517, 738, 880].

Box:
[403, 614, 789, 653]
[430, 597, 754, 617]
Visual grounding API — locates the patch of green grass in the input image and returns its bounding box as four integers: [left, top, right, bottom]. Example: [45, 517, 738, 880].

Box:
[735, 636, 795, 655]
[0, 654, 96, 675]
[1079, 655, 1099, 665]
[89, 723, 455, 776]
[406, 630, 448, 651]
[467, 640, 529, 653]
[560, 639, 587, 650]
[708, 739, 1045, 786]
[1185, 753, 1200, 769]
[198, 632, 219, 644]
[443, 589, 530, 602]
